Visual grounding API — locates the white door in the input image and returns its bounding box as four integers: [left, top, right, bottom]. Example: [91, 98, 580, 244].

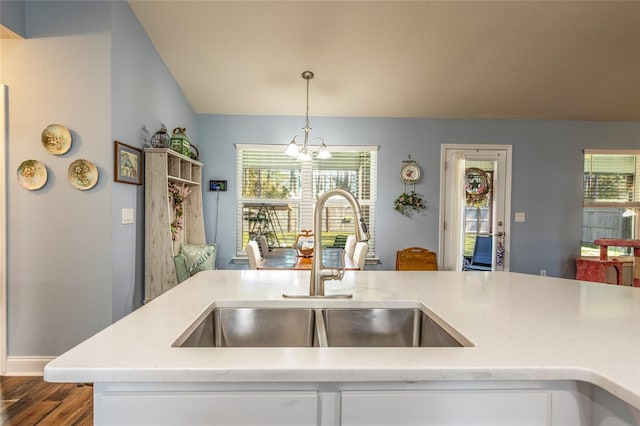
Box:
[439, 144, 512, 272]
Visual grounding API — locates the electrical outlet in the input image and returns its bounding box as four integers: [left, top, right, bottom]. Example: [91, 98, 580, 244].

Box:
[540, 269, 547, 276]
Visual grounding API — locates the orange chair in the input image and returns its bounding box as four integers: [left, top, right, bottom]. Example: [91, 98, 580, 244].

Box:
[395, 247, 438, 271]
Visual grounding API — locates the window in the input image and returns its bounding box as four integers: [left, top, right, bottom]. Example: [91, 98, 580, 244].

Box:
[236, 144, 378, 257]
[582, 150, 640, 256]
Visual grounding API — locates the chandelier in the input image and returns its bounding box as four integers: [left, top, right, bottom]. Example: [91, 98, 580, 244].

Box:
[284, 71, 331, 161]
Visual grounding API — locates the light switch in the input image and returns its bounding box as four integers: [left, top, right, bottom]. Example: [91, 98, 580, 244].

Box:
[515, 212, 525, 223]
[122, 208, 134, 224]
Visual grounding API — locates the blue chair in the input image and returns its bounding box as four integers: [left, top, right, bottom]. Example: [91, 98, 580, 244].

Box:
[464, 236, 493, 271]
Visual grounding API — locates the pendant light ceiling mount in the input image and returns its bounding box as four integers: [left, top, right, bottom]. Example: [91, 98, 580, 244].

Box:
[284, 70, 331, 161]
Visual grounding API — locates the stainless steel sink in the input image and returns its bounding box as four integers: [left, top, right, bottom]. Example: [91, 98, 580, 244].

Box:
[322, 308, 463, 347]
[175, 304, 471, 348]
[178, 308, 317, 347]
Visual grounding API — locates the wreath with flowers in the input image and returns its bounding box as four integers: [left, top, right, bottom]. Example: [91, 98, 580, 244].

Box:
[394, 191, 426, 217]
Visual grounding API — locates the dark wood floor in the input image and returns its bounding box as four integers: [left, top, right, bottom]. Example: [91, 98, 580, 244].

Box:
[0, 376, 92, 425]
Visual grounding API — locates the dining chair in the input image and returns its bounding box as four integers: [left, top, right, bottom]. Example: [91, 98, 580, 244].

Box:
[395, 247, 438, 271]
[352, 242, 368, 270]
[344, 235, 357, 259]
[257, 235, 269, 259]
[246, 240, 262, 269]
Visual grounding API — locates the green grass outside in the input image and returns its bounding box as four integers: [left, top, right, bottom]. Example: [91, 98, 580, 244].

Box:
[251, 232, 479, 255]
[244, 231, 350, 248]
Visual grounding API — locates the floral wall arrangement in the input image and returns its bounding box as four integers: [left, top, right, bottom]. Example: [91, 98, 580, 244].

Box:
[168, 181, 192, 240]
[394, 191, 426, 217]
[394, 155, 426, 217]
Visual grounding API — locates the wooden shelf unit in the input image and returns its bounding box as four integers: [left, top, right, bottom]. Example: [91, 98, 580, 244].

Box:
[144, 148, 205, 302]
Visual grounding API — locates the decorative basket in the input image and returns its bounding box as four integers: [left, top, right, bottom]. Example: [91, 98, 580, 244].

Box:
[295, 230, 314, 257]
[150, 127, 171, 148]
[171, 127, 190, 156]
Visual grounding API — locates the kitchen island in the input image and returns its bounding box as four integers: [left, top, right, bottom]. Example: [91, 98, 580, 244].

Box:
[45, 271, 640, 425]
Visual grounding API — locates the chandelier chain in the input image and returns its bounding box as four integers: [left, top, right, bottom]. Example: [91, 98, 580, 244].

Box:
[305, 76, 310, 130]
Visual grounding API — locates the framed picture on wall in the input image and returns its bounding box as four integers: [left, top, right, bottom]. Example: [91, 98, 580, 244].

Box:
[114, 141, 143, 185]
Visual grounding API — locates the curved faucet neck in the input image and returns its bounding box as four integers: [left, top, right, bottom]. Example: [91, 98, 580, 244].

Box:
[310, 189, 369, 296]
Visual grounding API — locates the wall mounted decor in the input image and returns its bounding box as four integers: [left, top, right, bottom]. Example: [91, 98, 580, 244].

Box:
[41, 124, 72, 155]
[465, 167, 490, 206]
[400, 155, 421, 184]
[114, 141, 143, 185]
[17, 159, 47, 190]
[394, 155, 426, 217]
[394, 191, 425, 217]
[68, 159, 98, 190]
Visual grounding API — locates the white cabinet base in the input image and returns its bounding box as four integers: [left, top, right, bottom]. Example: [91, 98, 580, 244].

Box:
[93, 380, 637, 426]
[95, 385, 317, 426]
[342, 390, 551, 426]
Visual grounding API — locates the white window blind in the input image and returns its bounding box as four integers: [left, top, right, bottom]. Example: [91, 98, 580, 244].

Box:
[236, 144, 378, 257]
[581, 150, 639, 255]
[583, 151, 640, 206]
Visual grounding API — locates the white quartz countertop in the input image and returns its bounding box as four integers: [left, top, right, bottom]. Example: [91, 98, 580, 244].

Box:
[45, 271, 640, 409]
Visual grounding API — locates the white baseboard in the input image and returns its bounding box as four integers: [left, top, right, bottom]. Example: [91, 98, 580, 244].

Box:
[5, 356, 55, 376]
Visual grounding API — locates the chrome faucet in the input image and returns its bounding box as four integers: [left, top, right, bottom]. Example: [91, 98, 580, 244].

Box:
[309, 188, 370, 297]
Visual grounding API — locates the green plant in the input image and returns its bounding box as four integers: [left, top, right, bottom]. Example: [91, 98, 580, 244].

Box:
[394, 191, 425, 217]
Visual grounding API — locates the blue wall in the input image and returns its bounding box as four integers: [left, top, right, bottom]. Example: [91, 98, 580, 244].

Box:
[4, 0, 113, 357]
[198, 115, 640, 277]
[1, 1, 196, 358]
[110, 1, 196, 321]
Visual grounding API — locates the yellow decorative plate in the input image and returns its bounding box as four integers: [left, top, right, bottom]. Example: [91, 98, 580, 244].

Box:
[68, 159, 98, 190]
[17, 160, 47, 190]
[41, 124, 72, 155]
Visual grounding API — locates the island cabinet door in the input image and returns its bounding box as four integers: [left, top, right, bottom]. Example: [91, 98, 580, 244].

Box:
[94, 388, 319, 426]
[340, 390, 551, 426]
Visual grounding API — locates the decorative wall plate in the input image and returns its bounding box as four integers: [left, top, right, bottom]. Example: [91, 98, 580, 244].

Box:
[41, 124, 72, 155]
[17, 160, 47, 190]
[68, 159, 98, 190]
[400, 155, 421, 184]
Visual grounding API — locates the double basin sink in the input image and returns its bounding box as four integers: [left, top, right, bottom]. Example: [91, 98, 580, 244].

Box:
[174, 301, 472, 348]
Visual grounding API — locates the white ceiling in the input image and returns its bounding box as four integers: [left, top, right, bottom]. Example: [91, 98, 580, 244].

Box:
[128, 1, 640, 121]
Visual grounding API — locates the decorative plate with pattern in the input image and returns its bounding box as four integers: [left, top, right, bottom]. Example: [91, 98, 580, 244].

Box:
[68, 159, 98, 190]
[17, 160, 47, 190]
[41, 124, 72, 155]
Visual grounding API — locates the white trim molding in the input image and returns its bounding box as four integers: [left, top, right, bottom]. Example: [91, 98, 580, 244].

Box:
[5, 356, 56, 376]
[1, 85, 7, 375]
